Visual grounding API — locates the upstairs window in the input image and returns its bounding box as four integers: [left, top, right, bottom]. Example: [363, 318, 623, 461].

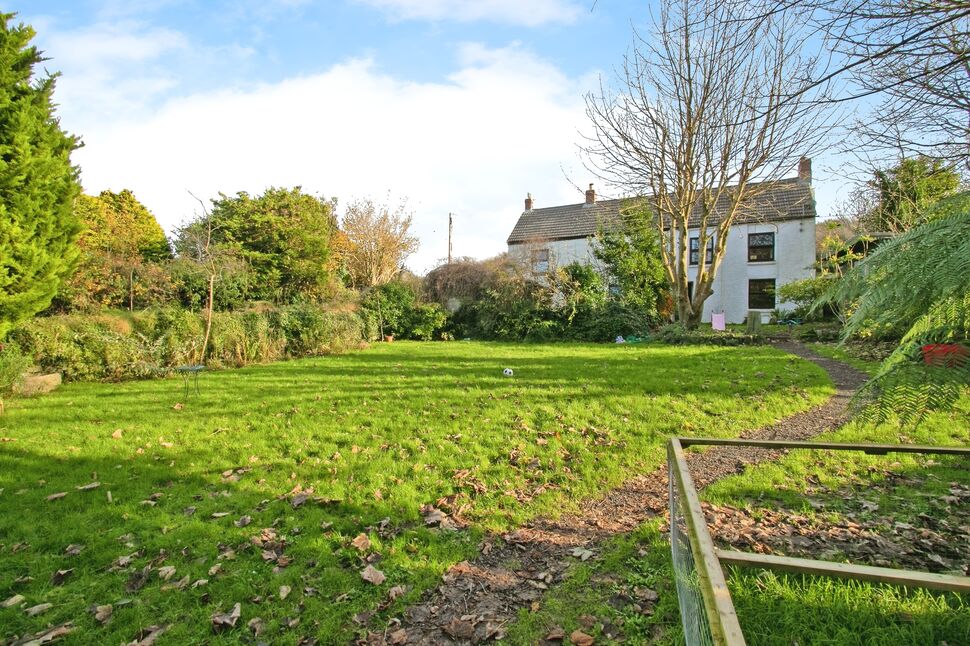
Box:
[748, 232, 775, 262]
[689, 236, 714, 265]
[748, 279, 776, 309]
[531, 248, 550, 273]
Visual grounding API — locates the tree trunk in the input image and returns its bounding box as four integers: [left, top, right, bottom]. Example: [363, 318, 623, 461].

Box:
[200, 273, 215, 364]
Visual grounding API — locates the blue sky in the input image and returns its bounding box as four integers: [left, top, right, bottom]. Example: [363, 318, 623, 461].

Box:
[21, 0, 849, 272]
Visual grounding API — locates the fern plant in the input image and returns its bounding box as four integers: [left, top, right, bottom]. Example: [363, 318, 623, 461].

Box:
[821, 193, 970, 424]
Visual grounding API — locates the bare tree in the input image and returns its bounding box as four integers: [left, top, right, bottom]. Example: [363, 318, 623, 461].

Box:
[341, 197, 419, 288]
[747, 1, 970, 169]
[584, 0, 833, 326]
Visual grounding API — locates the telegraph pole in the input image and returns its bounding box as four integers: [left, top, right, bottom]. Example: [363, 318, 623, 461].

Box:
[448, 212, 453, 264]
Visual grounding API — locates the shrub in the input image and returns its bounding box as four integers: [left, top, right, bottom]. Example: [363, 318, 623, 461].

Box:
[0, 342, 30, 394]
[406, 303, 448, 341]
[13, 304, 365, 382]
[655, 322, 765, 346]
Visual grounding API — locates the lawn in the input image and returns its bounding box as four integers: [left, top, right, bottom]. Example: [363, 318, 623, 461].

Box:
[0, 341, 831, 644]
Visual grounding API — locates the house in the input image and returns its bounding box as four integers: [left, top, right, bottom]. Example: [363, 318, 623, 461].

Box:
[506, 159, 818, 324]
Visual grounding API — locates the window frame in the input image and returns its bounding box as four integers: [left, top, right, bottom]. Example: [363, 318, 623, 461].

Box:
[748, 232, 775, 263]
[531, 247, 550, 273]
[748, 278, 776, 310]
[689, 236, 714, 266]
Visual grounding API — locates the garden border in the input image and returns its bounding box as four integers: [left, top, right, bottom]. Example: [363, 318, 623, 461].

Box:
[668, 437, 970, 646]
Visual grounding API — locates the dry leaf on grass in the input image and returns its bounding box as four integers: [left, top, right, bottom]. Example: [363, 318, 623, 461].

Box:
[248, 617, 264, 636]
[157, 566, 176, 581]
[279, 585, 291, 600]
[93, 604, 113, 625]
[112, 429, 124, 439]
[389, 628, 408, 644]
[64, 544, 84, 556]
[545, 627, 565, 640]
[51, 569, 73, 585]
[76, 481, 101, 491]
[46, 492, 67, 501]
[234, 515, 252, 528]
[19, 622, 74, 644]
[570, 629, 595, 645]
[350, 533, 371, 552]
[388, 585, 407, 600]
[360, 565, 385, 585]
[125, 624, 168, 646]
[1, 594, 24, 608]
[211, 602, 242, 632]
[25, 602, 53, 616]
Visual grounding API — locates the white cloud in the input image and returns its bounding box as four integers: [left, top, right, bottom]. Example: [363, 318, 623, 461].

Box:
[355, 0, 583, 26]
[71, 44, 597, 272]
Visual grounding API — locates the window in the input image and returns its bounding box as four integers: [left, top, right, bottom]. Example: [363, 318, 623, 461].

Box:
[748, 279, 775, 309]
[531, 248, 550, 272]
[748, 232, 775, 262]
[689, 236, 714, 265]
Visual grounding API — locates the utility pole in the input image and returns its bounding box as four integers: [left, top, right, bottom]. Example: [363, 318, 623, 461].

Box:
[448, 212, 453, 264]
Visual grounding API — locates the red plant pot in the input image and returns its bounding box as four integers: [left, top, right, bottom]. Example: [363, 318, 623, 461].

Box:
[921, 343, 969, 367]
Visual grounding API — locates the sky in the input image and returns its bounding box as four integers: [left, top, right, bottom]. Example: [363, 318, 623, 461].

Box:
[22, 0, 853, 273]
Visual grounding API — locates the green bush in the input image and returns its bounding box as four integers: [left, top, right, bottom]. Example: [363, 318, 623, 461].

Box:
[0, 342, 30, 394]
[655, 322, 765, 346]
[13, 304, 365, 382]
[405, 303, 448, 341]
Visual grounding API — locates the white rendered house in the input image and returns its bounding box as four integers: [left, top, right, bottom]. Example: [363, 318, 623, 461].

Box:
[506, 159, 818, 324]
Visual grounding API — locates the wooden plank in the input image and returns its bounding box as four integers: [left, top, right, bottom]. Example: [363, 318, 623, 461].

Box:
[717, 550, 970, 594]
[669, 439, 747, 646]
[677, 438, 970, 456]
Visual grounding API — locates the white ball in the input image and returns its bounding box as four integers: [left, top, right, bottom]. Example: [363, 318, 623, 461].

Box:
[503, 368, 514, 377]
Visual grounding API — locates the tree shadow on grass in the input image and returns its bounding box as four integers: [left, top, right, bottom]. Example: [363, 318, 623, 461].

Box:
[0, 446, 476, 644]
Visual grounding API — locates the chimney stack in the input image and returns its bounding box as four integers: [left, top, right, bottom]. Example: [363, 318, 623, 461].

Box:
[585, 183, 596, 205]
[798, 157, 812, 183]
[524, 193, 533, 211]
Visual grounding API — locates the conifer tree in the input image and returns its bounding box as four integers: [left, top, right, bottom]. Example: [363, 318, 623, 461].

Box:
[0, 13, 81, 337]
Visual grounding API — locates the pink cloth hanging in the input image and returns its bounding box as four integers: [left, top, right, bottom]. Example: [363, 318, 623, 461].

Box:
[711, 312, 726, 331]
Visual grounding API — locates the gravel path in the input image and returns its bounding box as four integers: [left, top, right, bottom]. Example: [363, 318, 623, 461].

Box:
[367, 342, 868, 645]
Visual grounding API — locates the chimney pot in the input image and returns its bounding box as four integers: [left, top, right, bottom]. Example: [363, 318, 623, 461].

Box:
[524, 193, 533, 211]
[798, 157, 812, 183]
[585, 183, 596, 205]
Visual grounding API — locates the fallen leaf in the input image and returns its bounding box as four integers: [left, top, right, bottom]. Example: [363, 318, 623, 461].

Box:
[570, 629, 595, 645]
[279, 585, 291, 600]
[388, 585, 407, 600]
[64, 544, 84, 556]
[172, 403, 183, 410]
[112, 429, 124, 439]
[234, 515, 252, 528]
[360, 565, 385, 585]
[157, 566, 176, 581]
[76, 481, 101, 491]
[208, 563, 223, 576]
[47, 492, 67, 501]
[161, 575, 190, 591]
[211, 512, 230, 519]
[350, 533, 371, 552]
[93, 604, 113, 625]
[248, 617, 265, 636]
[191, 579, 209, 588]
[125, 624, 168, 646]
[291, 493, 309, 508]
[211, 602, 242, 632]
[25, 602, 53, 616]
[51, 568, 74, 585]
[21, 622, 74, 644]
[442, 618, 475, 639]
[389, 628, 408, 644]
[1, 594, 24, 608]
[545, 627, 565, 641]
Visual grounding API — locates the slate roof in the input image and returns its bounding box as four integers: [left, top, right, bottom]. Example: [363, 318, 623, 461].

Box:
[506, 178, 815, 244]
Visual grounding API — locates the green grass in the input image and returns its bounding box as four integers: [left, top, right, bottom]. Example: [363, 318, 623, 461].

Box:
[806, 342, 882, 376]
[0, 341, 831, 645]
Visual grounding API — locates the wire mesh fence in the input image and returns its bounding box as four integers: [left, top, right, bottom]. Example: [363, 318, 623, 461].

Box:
[669, 457, 717, 646]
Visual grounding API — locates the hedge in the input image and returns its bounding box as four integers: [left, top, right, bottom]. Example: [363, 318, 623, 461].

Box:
[10, 304, 366, 382]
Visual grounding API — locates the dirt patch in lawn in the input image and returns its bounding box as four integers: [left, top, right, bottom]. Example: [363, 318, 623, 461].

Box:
[358, 343, 868, 645]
